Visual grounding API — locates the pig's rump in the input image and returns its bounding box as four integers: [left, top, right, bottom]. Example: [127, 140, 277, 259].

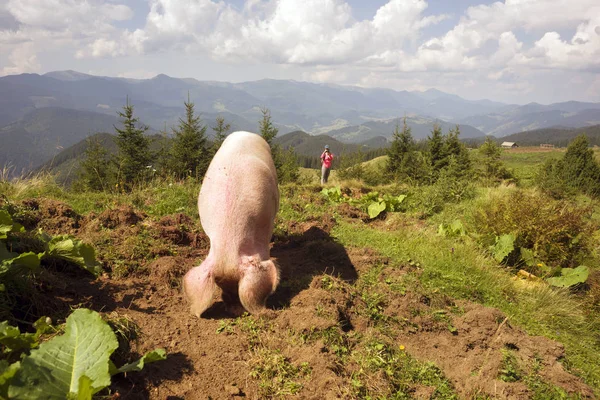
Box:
[184, 131, 279, 316]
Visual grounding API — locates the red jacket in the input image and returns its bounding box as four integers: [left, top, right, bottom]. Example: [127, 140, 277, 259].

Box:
[321, 151, 333, 168]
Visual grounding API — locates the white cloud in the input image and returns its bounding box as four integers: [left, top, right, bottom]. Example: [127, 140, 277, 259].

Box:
[0, 0, 599, 103]
[1, 42, 41, 75]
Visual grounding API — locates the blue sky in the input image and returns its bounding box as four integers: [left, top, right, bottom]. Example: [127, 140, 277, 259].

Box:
[1, 0, 599, 104]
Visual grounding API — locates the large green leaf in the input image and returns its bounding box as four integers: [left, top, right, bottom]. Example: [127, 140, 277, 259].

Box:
[0, 210, 13, 240]
[0, 361, 20, 398]
[492, 234, 515, 263]
[0, 242, 16, 262]
[43, 236, 102, 276]
[0, 252, 41, 278]
[115, 348, 167, 374]
[368, 201, 386, 219]
[547, 266, 590, 288]
[8, 309, 118, 399]
[0, 210, 23, 240]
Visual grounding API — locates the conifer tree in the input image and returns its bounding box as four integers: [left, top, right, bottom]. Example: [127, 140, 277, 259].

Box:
[442, 125, 472, 179]
[259, 107, 278, 147]
[387, 117, 414, 176]
[78, 136, 111, 191]
[427, 123, 446, 173]
[558, 134, 600, 196]
[210, 116, 231, 157]
[114, 98, 152, 189]
[258, 107, 298, 183]
[169, 95, 208, 179]
[479, 136, 509, 180]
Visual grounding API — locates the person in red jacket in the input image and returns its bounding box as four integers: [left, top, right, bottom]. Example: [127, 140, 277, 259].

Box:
[320, 145, 334, 184]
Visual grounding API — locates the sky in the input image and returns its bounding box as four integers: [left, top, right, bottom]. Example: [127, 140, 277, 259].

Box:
[0, 0, 599, 104]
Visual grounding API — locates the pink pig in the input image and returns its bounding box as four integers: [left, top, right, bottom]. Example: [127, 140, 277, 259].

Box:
[183, 131, 280, 316]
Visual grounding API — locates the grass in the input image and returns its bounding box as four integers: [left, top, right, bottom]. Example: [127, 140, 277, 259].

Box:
[332, 219, 600, 392]
[3, 149, 600, 397]
[0, 173, 200, 219]
[350, 337, 458, 399]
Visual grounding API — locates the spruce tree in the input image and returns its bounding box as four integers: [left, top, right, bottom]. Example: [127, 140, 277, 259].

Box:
[442, 125, 472, 179]
[169, 95, 208, 179]
[427, 123, 446, 173]
[479, 136, 509, 180]
[258, 107, 298, 183]
[259, 107, 278, 147]
[78, 136, 111, 191]
[559, 134, 600, 196]
[210, 116, 231, 157]
[387, 117, 414, 176]
[114, 98, 152, 189]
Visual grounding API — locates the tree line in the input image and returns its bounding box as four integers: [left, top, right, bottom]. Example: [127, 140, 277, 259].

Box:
[77, 97, 300, 191]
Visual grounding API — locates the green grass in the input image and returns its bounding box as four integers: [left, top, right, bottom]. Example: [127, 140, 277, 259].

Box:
[499, 150, 563, 186]
[0, 174, 200, 219]
[332, 219, 600, 392]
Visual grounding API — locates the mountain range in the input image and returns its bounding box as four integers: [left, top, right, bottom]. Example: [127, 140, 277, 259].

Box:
[1, 70, 600, 173]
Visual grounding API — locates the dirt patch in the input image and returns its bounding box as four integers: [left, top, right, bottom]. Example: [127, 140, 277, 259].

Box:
[96, 205, 146, 229]
[336, 202, 368, 220]
[156, 213, 208, 249]
[148, 256, 197, 289]
[11, 214, 597, 399]
[18, 198, 82, 234]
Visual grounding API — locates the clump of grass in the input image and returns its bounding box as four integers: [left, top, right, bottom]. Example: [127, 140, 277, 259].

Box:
[248, 348, 312, 398]
[498, 348, 522, 382]
[105, 312, 141, 365]
[350, 337, 457, 399]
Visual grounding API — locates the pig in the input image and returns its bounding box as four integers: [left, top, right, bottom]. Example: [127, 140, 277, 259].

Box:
[183, 131, 280, 316]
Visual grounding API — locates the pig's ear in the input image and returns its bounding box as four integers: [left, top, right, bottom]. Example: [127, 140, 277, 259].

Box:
[183, 259, 216, 318]
[239, 259, 279, 314]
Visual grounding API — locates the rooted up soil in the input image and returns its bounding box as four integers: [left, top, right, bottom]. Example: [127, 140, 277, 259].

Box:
[12, 198, 597, 399]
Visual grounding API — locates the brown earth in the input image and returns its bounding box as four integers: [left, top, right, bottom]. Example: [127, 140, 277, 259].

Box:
[11, 198, 597, 399]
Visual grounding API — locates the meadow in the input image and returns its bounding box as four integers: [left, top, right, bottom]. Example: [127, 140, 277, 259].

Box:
[1, 146, 599, 399]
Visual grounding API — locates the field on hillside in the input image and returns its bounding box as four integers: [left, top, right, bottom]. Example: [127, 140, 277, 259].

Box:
[1, 147, 599, 399]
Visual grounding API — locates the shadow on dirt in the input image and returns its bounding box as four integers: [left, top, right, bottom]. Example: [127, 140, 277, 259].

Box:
[268, 226, 357, 309]
[112, 352, 194, 400]
[27, 269, 158, 325]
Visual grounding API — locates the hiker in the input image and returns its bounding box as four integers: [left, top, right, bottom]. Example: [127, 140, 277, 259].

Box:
[320, 145, 334, 184]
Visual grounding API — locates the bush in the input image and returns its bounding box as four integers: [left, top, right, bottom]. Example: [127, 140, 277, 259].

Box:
[407, 176, 476, 217]
[337, 150, 365, 181]
[536, 134, 600, 198]
[470, 188, 593, 271]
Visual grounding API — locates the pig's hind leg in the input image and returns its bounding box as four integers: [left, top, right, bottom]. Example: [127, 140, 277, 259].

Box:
[238, 259, 279, 314]
[183, 258, 217, 317]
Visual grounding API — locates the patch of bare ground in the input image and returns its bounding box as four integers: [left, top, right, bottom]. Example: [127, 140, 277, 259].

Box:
[12, 198, 596, 399]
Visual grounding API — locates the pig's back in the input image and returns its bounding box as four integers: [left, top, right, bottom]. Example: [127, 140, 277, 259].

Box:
[198, 132, 278, 254]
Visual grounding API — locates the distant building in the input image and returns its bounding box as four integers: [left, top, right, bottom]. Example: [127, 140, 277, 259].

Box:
[540, 143, 555, 148]
[501, 142, 518, 148]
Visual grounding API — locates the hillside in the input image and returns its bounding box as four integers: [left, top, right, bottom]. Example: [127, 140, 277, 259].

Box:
[326, 117, 484, 143]
[0, 107, 124, 174]
[38, 132, 168, 184]
[500, 125, 600, 147]
[274, 131, 383, 156]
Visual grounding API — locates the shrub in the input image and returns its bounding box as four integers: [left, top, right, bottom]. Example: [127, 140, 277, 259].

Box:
[536, 134, 600, 198]
[337, 150, 365, 181]
[470, 188, 593, 271]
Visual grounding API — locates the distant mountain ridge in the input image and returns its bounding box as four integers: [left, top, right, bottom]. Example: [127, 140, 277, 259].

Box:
[461, 102, 600, 137]
[1, 70, 600, 173]
[0, 70, 503, 133]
